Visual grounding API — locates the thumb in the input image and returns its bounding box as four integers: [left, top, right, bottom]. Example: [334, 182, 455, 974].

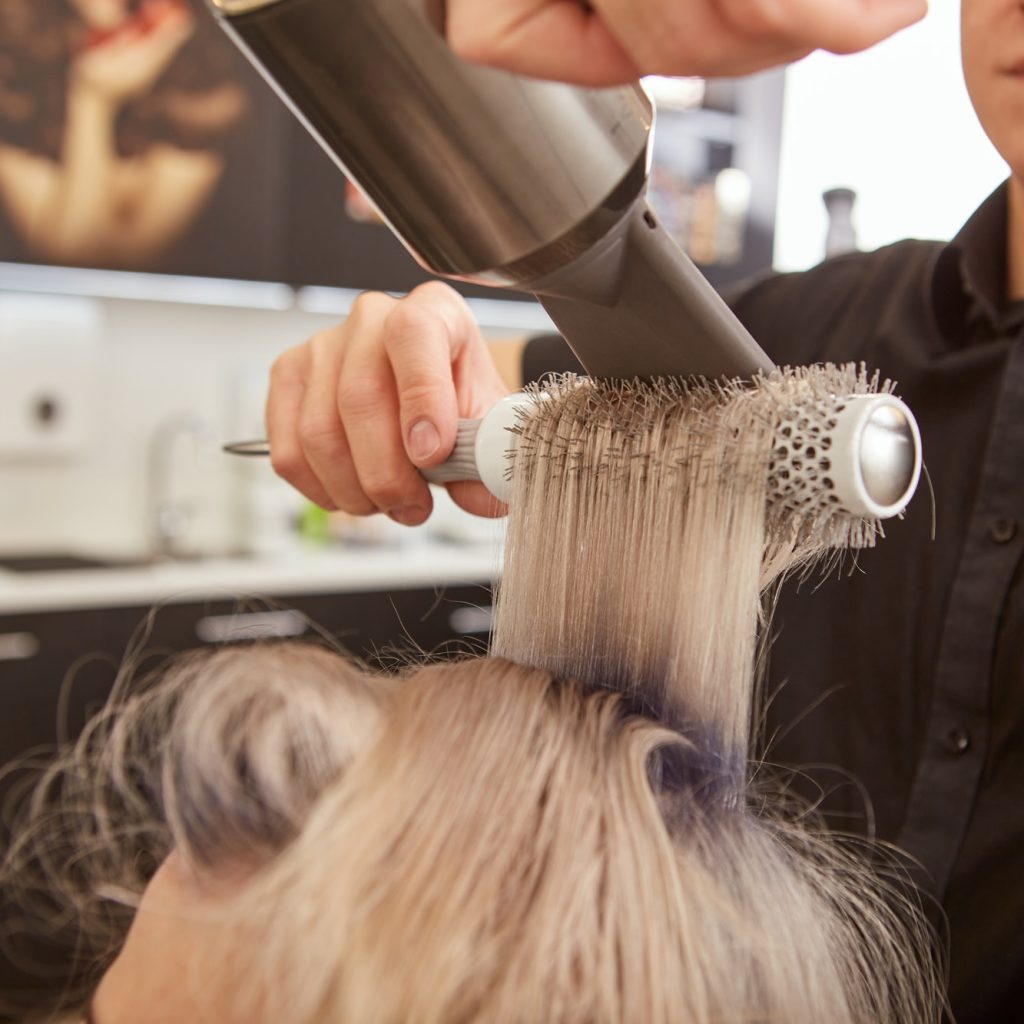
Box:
[383, 284, 476, 468]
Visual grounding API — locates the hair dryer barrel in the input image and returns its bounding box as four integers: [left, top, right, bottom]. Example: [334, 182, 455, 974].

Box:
[207, 0, 652, 286]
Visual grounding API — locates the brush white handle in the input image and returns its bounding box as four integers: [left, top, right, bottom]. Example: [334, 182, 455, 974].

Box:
[222, 392, 533, 502]
[421, 393, 532, 503]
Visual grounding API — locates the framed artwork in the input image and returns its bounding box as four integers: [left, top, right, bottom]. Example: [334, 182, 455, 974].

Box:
[0, 2, 781, 300]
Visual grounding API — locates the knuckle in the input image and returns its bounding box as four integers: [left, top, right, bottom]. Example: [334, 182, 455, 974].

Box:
[409, 280, 461, 305]
[359, 467, 415, 510]
[408, 281, 472, 326]
[268, 443, 304, 484]
[385, 297, 443, 337]
[298, 410, 345, 457]
[337, 375, 392, 420]
[398, 378, 448, 414]
[270, 346, 301, 384]
[337, 495, 378, 517]
[347, 290, 393, 327]
[717, 0, 793, 37]
[307, 326, 346, 364]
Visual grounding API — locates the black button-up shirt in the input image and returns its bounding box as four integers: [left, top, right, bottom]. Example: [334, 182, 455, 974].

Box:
[523, 182, 1024, 1024]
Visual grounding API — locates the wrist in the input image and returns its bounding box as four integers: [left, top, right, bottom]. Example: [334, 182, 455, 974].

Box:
[63, 82, 119, 157]
[67, 74, 122, 118]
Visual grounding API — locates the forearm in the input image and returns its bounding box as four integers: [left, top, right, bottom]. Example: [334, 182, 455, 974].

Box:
[487, 338, 528, 390]
[31, 84, 120, 261]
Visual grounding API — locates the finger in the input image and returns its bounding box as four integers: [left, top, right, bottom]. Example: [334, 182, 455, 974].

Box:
[383, 282, 476, 469]
[298, 323, 379, 516]
[446, 481, 509, 519]
[265, 345, 337, 510]
[446, 0, 640, 85]
[452, 329, 520, 419]
[802, 0, 928, 54]
[468, 0, 926, 82]
[338, 325, 435, 526]
[713, 0, 926, 55]
[591, 0, 811, 77]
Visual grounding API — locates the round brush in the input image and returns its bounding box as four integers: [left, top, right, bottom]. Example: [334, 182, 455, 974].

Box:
[420, 389, 921, 520]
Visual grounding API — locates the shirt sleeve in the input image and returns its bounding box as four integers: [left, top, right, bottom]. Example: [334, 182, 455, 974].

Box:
[724, 252, 900, 367]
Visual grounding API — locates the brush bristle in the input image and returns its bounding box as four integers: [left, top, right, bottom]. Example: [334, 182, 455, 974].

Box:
[494, 363, 900, 744]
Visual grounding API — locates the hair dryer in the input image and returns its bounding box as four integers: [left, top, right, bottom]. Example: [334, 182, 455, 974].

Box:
[206, 0, 774, 380]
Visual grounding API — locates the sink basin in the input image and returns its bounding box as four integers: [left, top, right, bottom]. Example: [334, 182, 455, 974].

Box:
[0, 553, 155, 573]
[0, 551, 250, 573]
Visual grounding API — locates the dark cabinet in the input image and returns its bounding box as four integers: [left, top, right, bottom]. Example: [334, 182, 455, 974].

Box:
[0, 584, 495, 771]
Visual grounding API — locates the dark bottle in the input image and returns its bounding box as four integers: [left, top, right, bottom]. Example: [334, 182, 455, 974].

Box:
[822, 186, 858, 259]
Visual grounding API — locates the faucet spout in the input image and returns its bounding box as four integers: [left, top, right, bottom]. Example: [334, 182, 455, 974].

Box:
[146, 414, 208, 560]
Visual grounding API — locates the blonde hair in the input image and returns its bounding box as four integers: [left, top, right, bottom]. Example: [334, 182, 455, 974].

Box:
[2, 366, 943, 1023]
[495, 367, 884, 750]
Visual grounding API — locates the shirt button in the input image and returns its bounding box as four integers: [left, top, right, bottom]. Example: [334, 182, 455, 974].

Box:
[943, 728, 972, 755]
[988, 517, 1018, 544]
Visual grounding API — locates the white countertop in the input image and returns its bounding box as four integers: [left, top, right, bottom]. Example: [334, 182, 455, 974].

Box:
[0, 539, 502, 616]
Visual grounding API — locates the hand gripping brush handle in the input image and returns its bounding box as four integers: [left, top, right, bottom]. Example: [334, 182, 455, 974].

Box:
[225, 390, 923, 520]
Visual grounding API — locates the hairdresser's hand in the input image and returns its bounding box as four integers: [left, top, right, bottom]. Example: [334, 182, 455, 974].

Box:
[267, 282, 512, 525]
[445, 0, 927, 85]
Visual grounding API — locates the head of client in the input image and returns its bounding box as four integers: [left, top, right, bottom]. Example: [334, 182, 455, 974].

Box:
[6, 643, 936, 1024]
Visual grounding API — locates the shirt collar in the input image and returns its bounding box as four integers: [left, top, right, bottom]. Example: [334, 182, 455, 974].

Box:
[931, 180, 1016, 341]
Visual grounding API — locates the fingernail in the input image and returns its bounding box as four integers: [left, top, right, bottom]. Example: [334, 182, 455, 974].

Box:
[389, 505, 428, 526]
[408, 419, 441, 462]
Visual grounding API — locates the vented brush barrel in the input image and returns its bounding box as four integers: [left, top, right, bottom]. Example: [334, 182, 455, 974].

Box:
[766, 393, 921, 520]
[424, 391, 922, 519]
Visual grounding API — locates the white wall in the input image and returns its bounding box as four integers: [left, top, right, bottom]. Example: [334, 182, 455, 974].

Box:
[775, 0, 1009, 271]
[0, 290, 331, 557]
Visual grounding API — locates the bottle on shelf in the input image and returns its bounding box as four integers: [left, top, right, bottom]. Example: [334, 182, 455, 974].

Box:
[822, 187, 859, 259]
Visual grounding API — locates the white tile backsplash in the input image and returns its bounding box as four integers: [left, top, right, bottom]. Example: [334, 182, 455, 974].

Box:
[0, 289, 338, 557]
[0, 282, 532, 560]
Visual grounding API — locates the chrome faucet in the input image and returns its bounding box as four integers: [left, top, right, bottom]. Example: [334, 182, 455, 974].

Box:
[146, 414, 208, 560]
